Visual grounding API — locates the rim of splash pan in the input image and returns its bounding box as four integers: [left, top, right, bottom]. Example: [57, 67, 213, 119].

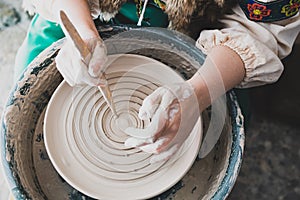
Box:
[0, 26, 245, 200]
[212, 91, 245, 200]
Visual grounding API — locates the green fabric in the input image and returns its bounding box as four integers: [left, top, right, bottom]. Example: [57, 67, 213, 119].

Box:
[14, 14, 65, 79]
[117, 2, 168, 27]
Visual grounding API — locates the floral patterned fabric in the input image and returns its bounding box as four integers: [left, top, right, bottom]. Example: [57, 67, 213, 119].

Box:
[239, 0, 300, 22]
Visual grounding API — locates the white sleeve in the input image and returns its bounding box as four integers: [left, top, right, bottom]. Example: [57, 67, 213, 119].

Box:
[196, 5, 300, 88]
[22, 0, 101, 22]
[22, 0, 57, 21]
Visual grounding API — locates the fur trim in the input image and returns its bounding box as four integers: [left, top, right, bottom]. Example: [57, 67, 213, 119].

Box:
[165, 0, 197, 32]
[98, 0, 127, 14]
[97, 0, 236, 33]
[99, 12, 119, 21]
[215, 0, 225, 7]
[168, 0, 237, 34]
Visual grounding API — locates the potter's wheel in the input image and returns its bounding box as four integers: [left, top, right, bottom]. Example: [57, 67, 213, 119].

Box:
[44, 54, 202, 199]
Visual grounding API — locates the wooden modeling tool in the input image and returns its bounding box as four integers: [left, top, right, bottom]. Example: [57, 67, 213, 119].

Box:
[59, 10, 118, 117]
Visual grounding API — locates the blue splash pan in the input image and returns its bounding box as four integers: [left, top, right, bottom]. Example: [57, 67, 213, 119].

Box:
[1, 27, 244, 200]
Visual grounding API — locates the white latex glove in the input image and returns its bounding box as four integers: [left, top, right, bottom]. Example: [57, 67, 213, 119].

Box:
[124, 82, 200, 164]
[56, 37, 108, 86]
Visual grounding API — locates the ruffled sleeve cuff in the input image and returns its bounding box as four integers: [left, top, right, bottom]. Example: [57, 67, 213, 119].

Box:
[196, 29, 284, 88]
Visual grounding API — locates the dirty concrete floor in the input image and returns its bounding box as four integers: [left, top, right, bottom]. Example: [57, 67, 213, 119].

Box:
[1, 1, 300, 199]
[228, 44, 300, 200]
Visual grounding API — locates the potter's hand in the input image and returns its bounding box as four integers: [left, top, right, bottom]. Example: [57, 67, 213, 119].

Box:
[124, 82, 200, 163]
[56, 37, 107, 86]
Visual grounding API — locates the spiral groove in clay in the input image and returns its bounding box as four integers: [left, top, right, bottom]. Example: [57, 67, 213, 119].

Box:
[44, 54, 202, 199]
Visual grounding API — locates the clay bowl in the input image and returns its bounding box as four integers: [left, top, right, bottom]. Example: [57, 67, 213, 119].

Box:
[1, 27, 244, 199]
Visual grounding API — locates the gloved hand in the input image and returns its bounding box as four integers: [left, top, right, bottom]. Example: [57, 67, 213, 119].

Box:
[124, 82, 201, 164]
[56, 37, 108, 86]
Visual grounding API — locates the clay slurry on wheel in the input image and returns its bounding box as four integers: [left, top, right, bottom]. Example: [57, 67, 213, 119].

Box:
[44, 54, 202, 199]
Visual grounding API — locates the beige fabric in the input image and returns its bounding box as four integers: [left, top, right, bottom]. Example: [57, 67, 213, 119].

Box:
[196, 1, 300, 88]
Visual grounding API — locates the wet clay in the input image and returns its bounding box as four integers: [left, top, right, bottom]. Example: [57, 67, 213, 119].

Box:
[1, 28, 244, 200]
[44, 54, 203, 199]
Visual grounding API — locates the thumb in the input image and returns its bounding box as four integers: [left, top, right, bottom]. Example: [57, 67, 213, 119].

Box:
[124, 106, 168, 139]
[138, 87, 165, 120]
[88, 41, 108, 77]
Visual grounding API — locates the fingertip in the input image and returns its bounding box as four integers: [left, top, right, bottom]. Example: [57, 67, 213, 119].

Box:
[124, 137, 153, 148]
[96, 78, 106, 86]
[124, 127, 144, 138]
[140, 144, 158, 154]
[124, 138, 137, 148]
[140, 137, 167, 154]
[88, 66, 98, 78]
[67, 80, 75, 87]
[150, 154, 170, 164]
[149, 145, 179, 164]
[82, 76, 98, 86]
[138, 109, 148, 120]
[124, 127, 135, 135]
[149, 155, 165, 164]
